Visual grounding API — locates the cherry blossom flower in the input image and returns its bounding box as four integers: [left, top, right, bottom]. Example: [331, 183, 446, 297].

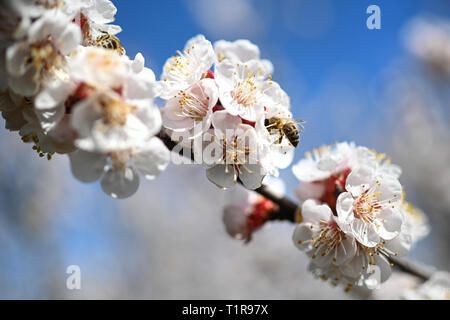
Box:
[162, 78, 218, 140]
[69, 137, 170, 198]
[293, 143, 370, 210]
[293, 198, 411, 290]
[160, 34, 215, 99]
[63, 0, 122, 43]
[205, 111, 266, 189]
[307, 232, 410, 290]
[213, 39, 273, 76]
[293, 143, 401, 211]
[335, 164, 404, 247]
[33, 47, 162, 154]
[5, 9, 81, 96]
[293, 200, 357, 267]
[0, 88, 75, 158]
[214, 59, 287, 121]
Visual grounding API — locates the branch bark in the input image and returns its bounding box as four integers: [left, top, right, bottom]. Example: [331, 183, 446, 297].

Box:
[158, 129, 433, 282]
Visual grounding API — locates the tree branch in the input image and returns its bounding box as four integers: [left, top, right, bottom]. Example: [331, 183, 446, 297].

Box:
[158, 129, 433, 282]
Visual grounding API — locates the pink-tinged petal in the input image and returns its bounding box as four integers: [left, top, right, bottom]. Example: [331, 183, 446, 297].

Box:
[101, 167, 140, 199]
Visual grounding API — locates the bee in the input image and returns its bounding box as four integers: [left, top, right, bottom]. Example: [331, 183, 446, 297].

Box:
[265, 117, 305, 147]
[93, 31, 125, 55]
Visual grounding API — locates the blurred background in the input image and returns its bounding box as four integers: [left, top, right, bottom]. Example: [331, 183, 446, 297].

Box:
[0, 0, 449, 299]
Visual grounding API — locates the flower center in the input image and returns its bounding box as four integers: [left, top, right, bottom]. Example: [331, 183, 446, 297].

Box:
[98, 96, 137, 127]
[29, 36, 62, 79]
[231, 67, 260, 108]
[353, 190, 382, 223]
[164, 47, 197, 81]
[304, 220, 346, 262]
[176, 90, 208, 121]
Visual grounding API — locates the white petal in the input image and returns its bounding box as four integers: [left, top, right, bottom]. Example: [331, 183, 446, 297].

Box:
[336, 192, 355, 224]
[69, 150, 106, 183]
[211, 110, 242, 132]
[101, 167, 140, 199]
[35, 80, 75, 110]
[294, 182, 325, 202]
[351, 218, 380, 247]
[292, 223, 314, 251]
[206, 165, 237, 189]
[239, 164, 265, 190]
[133, 137, 170, 180]
[376, 207, 403, 240]
[302, 199, 332, 223]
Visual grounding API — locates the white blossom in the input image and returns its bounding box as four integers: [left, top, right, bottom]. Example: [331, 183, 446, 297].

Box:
[213, 39, 273, 76]
[69, 137, 170, 199]
[62, 0, 122, 42]
[162, 78, 218, 140]
[293, 200, 357, 266]
[5, 9, 81, 96]
[160, 34, 215, 99]
[214, 59, 287, 121]
[335, 164, 404, 247]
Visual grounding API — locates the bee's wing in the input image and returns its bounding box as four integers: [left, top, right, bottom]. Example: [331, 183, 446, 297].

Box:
[290, 118, 305, 132]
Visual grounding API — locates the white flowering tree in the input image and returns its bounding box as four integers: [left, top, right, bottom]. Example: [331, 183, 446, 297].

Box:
[0, 0, 448, 297]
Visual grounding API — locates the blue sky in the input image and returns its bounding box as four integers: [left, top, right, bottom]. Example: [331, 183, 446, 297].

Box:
[114, 0, 449, 190]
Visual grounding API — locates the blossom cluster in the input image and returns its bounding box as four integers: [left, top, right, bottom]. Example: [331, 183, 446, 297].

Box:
[0, 0, 170, 198]
[291, 142, 429, 290]
[160, 35, 301, 190]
